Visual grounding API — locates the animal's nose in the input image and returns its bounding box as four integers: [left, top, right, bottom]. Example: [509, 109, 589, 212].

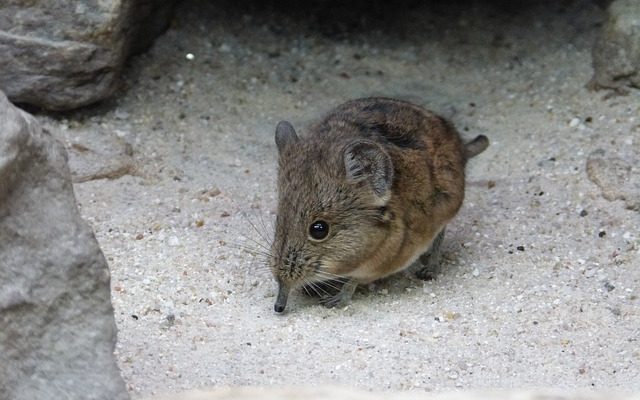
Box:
[274, 280, 289, 314]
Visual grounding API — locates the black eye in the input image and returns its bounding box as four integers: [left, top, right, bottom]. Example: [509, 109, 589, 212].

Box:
[309, 220, 329, 241]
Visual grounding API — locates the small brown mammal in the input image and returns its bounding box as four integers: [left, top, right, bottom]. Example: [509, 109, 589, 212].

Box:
[271, 97, 488, 313]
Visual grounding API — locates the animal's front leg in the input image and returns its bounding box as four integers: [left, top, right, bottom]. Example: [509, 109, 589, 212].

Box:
[320, 278, 358, 308]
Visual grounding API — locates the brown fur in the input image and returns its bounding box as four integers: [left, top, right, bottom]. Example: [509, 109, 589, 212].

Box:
[271, 97, 488, 312]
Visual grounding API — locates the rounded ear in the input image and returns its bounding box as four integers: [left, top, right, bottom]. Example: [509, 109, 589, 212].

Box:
[275, 121, 299, 153]
[343, 140, 393, 202]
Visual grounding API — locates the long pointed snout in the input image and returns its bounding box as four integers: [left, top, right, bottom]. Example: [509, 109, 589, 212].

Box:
[274, 281, 290, 313]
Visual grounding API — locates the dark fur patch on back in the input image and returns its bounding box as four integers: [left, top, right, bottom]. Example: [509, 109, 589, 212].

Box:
[361, 102, 394, 115]
[356, 121, 424, 150]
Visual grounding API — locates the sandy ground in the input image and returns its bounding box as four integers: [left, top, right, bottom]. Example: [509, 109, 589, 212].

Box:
[36, 0, 639, 398]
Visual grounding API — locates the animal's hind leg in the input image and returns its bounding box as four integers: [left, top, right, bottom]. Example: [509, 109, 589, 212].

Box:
[414, 228, 445, 281]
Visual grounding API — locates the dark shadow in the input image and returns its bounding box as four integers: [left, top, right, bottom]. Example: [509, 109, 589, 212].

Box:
[181, 0, 605, 41]
[30, 0, 606, 117]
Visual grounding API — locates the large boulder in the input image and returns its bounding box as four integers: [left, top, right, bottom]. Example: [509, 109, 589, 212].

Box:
[0, 1, 176, 111]
[0, 91, 129, 400]
[590, 0, 640, 91]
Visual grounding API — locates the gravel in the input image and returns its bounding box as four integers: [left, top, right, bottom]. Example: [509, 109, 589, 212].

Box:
[35, 0, 639, 398]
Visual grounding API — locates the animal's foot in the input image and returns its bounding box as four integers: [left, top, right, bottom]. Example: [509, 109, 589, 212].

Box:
[413, 228, 445, 281]
[415, 266, 438, 281]
[320, 293, 350, 308]
[319, 279, 358, 308]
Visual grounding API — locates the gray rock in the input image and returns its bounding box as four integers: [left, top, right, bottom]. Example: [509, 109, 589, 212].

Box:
[589, 0, 640, 91]
[56, 126, 137, 183]
[0, 91, 129, 400]
[587, 149, 640, 211]
[0, 1, 176, 111]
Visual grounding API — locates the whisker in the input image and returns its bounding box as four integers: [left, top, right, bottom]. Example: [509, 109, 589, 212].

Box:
[313, 269, 346, 281]
[302, 285, 312, 296]
[219, 245, 273, 278]
[239, 210, 273, 249]
[223, 226, 273, 253]
[302, 277, 330, 298]
[311, 270, 341, 281]
[223, 243, 273, 262]
[302, 282, 323, 297]
[244, 237, 272, 253]
[215, 192, 275, 253]
[312, 278, 343, 293]
[254, 207, 275, 246]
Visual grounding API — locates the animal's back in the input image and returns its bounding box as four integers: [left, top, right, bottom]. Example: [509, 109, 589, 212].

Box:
[310, 97, 467, 220]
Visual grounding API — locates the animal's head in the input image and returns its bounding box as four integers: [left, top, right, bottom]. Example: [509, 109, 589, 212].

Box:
[270, 120, 394, 313]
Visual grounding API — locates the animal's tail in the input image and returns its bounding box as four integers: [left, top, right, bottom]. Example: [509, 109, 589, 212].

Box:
[464, 135, 489, 159]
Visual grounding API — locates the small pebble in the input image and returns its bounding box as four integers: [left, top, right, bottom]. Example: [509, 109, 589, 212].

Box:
[604, 281, 615, 292]
[472, 268, 480, 277]
[569, 118, 580, 128]
[114, 129, 128, 138]
[168, 236, 180, 246]
[114, 110, 130, 120]
[445, 311, 460, 320]
[186, 53, 195, 60]
[516, 245, 525, 251]
[579, 209, 588, 217]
